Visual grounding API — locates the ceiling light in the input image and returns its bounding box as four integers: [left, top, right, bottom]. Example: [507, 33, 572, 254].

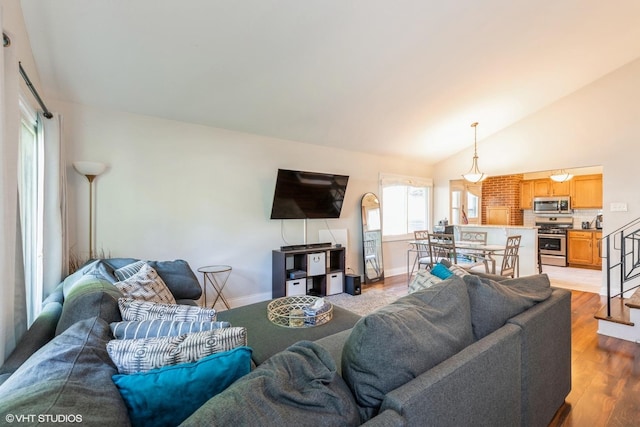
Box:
[462, 122, 487, 183]
[549, 170, 574, 183]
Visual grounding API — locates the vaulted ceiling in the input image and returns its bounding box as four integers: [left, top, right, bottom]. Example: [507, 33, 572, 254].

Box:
[20, 0, 640, 163]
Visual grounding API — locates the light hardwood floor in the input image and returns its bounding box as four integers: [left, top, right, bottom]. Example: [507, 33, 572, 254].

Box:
[368, 273, 640, 426]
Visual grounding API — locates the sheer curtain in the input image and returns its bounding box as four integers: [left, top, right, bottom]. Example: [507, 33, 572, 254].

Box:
[0, 23, 27, 362]
[41, 112, 68, 298]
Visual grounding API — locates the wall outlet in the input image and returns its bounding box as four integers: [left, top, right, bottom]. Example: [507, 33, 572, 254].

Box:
[610, 202, 628, 212]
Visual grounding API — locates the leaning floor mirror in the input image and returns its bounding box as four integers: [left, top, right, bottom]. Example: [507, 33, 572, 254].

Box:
[361, 192, 384, 283]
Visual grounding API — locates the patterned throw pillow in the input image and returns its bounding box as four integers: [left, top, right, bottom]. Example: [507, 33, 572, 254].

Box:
[408, 270, 443, 293]
[448, 263, 471, 278]
[115, 263, 176, 304]
[107, 327, 247, 374]
[110, 319, 231, 339]
[114, 260, 146, 281]
[118, 299, 216, 322]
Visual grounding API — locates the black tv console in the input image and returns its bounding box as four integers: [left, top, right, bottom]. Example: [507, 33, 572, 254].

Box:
[280, 242, 333, 252]
[272, 246, 345, 298]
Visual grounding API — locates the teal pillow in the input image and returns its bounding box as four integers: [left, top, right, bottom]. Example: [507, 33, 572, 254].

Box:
[430, 263, 453, 279]
[112, 346, 252, 427]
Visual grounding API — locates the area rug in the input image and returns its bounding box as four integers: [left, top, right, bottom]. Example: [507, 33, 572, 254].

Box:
[325, 287, 408, 316]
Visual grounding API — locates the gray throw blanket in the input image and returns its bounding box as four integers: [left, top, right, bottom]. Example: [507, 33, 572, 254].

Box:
[180, 340, 360, 426]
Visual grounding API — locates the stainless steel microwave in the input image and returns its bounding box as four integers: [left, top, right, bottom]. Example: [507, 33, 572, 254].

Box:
[533, 196, 571, 214]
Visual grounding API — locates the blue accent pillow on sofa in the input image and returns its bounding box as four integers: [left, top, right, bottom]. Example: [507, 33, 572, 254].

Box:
[430, 262, 453, 279]
[112, 346, 251, 427]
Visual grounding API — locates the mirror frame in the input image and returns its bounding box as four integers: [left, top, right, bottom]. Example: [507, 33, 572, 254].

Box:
[361, 192, 384, 283]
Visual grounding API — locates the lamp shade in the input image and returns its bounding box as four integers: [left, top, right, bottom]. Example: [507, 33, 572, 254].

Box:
[549, 170, 573, 183]
[73, 161, 107, 176]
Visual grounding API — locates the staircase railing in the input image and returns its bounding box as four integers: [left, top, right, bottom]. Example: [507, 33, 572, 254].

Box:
[602, 217, 640, 318]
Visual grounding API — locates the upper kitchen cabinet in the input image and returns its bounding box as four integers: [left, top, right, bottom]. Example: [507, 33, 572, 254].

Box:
[521, 178, 571, 203]
[533, 179, 571, 197]
[571, 174, 603, 209]
[520, 180, 534, 209]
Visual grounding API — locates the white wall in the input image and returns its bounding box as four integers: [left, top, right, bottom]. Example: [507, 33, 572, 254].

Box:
[59, 101, 433, 305]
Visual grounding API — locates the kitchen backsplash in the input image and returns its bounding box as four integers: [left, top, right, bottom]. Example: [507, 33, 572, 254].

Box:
[523, 209, 603, 229]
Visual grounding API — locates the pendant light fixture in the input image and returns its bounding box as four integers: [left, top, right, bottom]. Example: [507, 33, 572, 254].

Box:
[549, 169, 574, 183]
[462, 122, 487, 183]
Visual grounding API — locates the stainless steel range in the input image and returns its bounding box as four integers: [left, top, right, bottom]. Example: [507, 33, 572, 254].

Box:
[536, 216, 573, 267]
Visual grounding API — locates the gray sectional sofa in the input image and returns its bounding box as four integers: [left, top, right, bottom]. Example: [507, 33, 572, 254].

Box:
[0, 258, 571, 427]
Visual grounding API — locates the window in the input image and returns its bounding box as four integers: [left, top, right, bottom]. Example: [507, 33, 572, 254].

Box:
[450, 180, 482, 225]
[18, 98, 44, 325]
[380, 173, 432, 238]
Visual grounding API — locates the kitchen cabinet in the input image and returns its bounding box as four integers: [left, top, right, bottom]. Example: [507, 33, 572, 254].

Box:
[568, 230, 602, 268]
[571, 174, 603, 209]
[521, 179, 571, 198]
[520, 181, 534, 209]
[531, 179, 571, 197]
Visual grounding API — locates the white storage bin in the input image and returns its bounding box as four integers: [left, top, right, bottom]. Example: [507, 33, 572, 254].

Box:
[326, 273, 343, 295]
[286, 279, 306, 296]
[307, 252, 326, 276]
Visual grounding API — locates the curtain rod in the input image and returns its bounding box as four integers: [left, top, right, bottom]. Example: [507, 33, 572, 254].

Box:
[18, 62, 53, 119]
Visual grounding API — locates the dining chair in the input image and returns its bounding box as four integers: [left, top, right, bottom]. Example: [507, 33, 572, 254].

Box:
[458, 231, 489, 272]
[499, 235, 522, 278]
[408, 230, 431, 277]
[428, 233, 457, 265]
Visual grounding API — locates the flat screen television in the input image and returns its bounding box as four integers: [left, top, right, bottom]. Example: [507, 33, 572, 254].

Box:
[270, 169, 349, 219]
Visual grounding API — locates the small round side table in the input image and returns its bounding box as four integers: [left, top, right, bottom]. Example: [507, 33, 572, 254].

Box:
[198, 265, 232, 309]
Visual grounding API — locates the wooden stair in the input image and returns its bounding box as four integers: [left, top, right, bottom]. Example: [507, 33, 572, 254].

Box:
[594, 297, 633, 326]
[596, 288, 640, 342]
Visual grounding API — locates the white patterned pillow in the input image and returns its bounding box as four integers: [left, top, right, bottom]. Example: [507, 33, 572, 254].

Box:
[118, 298, 216, 322]
[110, 319, 231, 339]
[107, 327, 247, 374]
[114, 260, 146, 281]
[448, 263, 471, 278]
[409, 270, 443, 293]
[115, 263, 176, 304]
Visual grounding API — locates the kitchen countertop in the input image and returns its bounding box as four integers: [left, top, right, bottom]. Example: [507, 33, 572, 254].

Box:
[569, 228, 603, 232]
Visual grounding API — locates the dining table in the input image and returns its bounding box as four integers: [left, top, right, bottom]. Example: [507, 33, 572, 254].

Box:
[407, 239, 508, 276]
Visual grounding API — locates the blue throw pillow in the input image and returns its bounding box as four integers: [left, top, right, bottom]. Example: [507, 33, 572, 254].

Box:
[112, 346, 252, 427]
[430, 263, 453, 279]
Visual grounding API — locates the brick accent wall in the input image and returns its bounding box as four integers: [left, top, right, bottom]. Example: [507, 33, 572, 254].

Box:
[481, 174, 524, 225]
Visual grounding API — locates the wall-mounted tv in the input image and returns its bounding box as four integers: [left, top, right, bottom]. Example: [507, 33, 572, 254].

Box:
[270, 169, 349, 219]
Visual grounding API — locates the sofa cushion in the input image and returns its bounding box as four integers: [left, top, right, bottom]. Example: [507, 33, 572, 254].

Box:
[113, 346, 252, 427]
[180, 341, 360, 427]
[107, 327, 247, 374]
[55, 275, 123, 335]
[118, 298, 216, 322]
[0, 317, 131, 426]
[114, 263, 176, 304]
[103, 258, 202, 301]
[341, 276, 474, 421]
[110, 319, 231, 339]
[463, 273, 553, 340]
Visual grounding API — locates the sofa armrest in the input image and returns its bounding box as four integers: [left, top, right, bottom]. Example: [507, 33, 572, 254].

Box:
[380, 323, 522, 427]
[507, 287, 571, 426]
[0, 301, 62, 377]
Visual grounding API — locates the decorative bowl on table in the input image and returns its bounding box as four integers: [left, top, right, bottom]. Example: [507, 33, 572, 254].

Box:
[267, 296, 333, 328]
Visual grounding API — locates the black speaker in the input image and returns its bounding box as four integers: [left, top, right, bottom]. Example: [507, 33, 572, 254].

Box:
[345, 274, 361, 295]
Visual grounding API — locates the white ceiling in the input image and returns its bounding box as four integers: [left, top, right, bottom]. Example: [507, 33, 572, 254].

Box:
[19, 0, 640, 163]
